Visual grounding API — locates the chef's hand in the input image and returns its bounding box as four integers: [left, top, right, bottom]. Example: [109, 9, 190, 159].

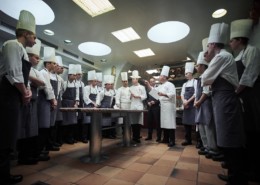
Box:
[51, 99, 57, 109]
[194, 100, 201, 108]
[22, 89, 32, 105]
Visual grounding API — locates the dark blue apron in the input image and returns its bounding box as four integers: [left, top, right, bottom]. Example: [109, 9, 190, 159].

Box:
[100, 94, 113, 126]
[50, 75, 58, 126]
[182, 79, 196, 125]
[211, 77, 245, 147]
[62, 81, 77, 125]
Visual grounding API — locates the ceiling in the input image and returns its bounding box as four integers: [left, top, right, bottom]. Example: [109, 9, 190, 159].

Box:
[0, 0, 253, 72]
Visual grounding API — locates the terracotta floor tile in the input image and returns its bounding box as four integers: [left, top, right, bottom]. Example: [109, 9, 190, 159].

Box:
[199, 163, 224, 174]
[45, 177, 72, 185]
[77, 173, 110, 185]
[11, 165, 37, 176]
[160, 154, 180, 162]
[56, 168, 90, 182]
[95, 166, 123, 177]
[106, 159, 135, 168]
[166, 177, 197, 185]
[67, 159, 104, 173]
[179, 156, 199, 164]
[104, 178, 135, 185]
[25, 161, 55, 171]
[175, 162, 199, 171]
[114, 169, 144, 183]
[136, 156, 158, 165]
[164, 150, 183, 156]
[16, 172, 52, 185]
[154, 159, 177, 167]
[126, 162, 152, 172]
[171, 168, 197, 181]
[198, 172, 226, 185]
[137, 173, 168, 185]
[147, 165, 174, 177]
[199, 156, 221, 166]
[41, 164, 71, 177]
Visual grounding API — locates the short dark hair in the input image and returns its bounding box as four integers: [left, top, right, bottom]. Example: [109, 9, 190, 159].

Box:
[16, 29, 28, 37]
[214, 43, 225, 49]
[233, 37, 249, 45]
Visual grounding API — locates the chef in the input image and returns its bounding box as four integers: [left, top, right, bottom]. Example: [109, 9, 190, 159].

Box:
[38, 47, 58, 152]
[0, 10, 35, 184]
[157, 66, 176, 147]
[61, 64, 79, 144]
[201, 22, 247, 185]
[181, 62, 197, 146]
[229, 19, 260, 182]
[129, 70, 147, 143]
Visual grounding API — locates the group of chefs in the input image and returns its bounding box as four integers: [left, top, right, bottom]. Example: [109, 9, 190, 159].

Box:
[0, 9, 259, 185]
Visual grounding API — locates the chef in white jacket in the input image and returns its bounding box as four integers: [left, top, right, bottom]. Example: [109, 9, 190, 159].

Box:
[129, 70, 147, 143]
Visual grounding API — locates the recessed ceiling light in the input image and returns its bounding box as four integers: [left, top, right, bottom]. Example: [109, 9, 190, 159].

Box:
[146, 69, 158, 74]
[78, 42, 111, 56]
[212, 9, 227, 18]
[72, 0, 115, 17]
[133, 48, 155, 58]
[148, 21, 190, 43]
[44, 29, 54, 36]
[64, 40, 72, 45]
[0, 0, 55, 25]
[186, 57, 191, 60]
[112, 27, 141, 43]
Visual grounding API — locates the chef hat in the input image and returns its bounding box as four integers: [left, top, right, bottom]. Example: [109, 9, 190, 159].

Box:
[96, 72, 103, 82]
[16, 10, 36, 34]
[121, 72, 128, 81]
[55, 56, 63, 67]
[43, 47, 56, 63]
[208, 23, 229, 44]
[26, 39, 41, 56]
[75, 64, 82, 74]
[196, 51, 208, 66]
[230, 19, 253, 39]
[68, 64, 77, 75]
[130, 70, 141, 78]
[104, 75, 114, 84]
[160, 66, 170, 77]
[185, 62, 194, 74]
[88, 70, 96, 81]
[202, 37, 208, 51]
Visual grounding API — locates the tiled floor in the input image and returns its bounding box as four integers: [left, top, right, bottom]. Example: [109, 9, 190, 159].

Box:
[12, 126, 258, 185]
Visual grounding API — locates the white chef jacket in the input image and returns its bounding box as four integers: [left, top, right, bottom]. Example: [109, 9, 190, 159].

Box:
[63, 80, 79, 101]
[156, 81, 176, 129]
[83, 85, 98, 105]
[181, 78, 197, 97]
[115, 86, 131, 108]
[235, 45, 260, 87]
[201, 49, 239, 88]
[1, 40, 28, 85]
[39, 68, 55, 100]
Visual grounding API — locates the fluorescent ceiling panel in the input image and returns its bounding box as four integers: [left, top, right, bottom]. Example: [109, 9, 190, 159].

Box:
[148, 21, 190, 43]
[78, 42, 111, 56]
[0, 0, 55, 25]
[112, 27, 141, 43]
[73, 0, 115, 17]
[146, 69, 158, 74]
[134, 48, 155, 58]
[212, 9, 227, 18]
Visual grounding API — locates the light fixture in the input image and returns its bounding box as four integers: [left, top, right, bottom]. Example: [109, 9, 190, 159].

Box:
[100, 58, 107, 63]
[186, 57, 191, 60]
[128, 70, 132, 73]
[44, 29, 54, 36]
[72, 0, 115, 17]
[146, 69, 158, 74]
[133, 48, 155, 58]
[112, 27, 141, 43]
[0, 0, 55, 25]
[64, 40, 72, 45]
[78, 42, 111, 56]
[148, 21, 190, 43]
[212, 9, 227, 18]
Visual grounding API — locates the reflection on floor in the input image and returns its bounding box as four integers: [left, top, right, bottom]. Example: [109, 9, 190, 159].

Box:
[13, 125, 259, 185]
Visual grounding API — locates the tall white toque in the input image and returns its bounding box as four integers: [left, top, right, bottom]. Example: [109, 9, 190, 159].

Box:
[230, 19, 253, 39]
[16, 10, 36, 34]
[208, 22, 229, 44]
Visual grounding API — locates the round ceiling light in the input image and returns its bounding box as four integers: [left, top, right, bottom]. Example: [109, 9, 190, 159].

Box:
[148, 21, 190, 43]
[78, 42, 111, 56]
[44, 29, 54, 36]
[212, 9, 227, 18]
[0, 0, 55, 25]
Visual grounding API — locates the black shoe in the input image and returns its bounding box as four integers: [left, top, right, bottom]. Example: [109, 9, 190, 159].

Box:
[205, 153, 212, 159]
[1, 175, 23, 184]
[41, 150, 49, 155]
[221, 161, 228, 169]
[159, 139, 169, 144]
[132, 139, 141, 143]
[18, 157, 38, 165]
[218, 174, 229, 182]
[168, 142, 175, 147]
[181, 141, 192, 146]
[81, 138, 88, 143]
[38, 154, 50, 161]
[65, 139, 74, 145]
[145, 137, 152, 141]
[156, 138, 161, 142]
[196, 142, 203, 149]
[198, 150, 208, 155]
[46, 145, 60, 151]
[212, 154, 225, 161]
[52, 142, 62, 147]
